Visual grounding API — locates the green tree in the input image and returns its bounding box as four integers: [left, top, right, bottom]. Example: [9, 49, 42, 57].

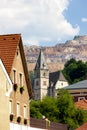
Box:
[63, 58, 87, 84]
[30, 97, 59, 122]
[40, 97, 59, 122]
[30, 90, 87, 129]
[57, 89, 78, 128]
[30, 100, 42, 118]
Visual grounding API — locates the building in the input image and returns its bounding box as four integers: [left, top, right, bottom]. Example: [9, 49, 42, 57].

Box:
[64, 80, 87, 102]
[34, 49, 68, 100]
[0, 34, 32, 130]
[0, 59, 12, 130]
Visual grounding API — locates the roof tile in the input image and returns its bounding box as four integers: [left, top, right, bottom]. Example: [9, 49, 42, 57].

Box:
[75, 100, 87, 110]
[0, 34, 20, 74]
[75, 122, 87, 130]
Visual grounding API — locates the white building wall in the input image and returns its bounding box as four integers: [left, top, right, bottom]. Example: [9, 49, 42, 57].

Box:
[10, 123, 46, 130]
[55, 80, 68, 89]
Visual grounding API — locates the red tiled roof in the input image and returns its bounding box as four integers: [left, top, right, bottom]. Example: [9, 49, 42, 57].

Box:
[0, 34, 32, 98]
[75, 100, 87, 110]
[0, 34, 20, 74]
[75, 122, 87, 130]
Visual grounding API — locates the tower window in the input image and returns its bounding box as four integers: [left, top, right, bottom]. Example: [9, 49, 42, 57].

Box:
[43, 72, 46, 76]
[61, 83, 63, 86]
[43, 81, 46, 85]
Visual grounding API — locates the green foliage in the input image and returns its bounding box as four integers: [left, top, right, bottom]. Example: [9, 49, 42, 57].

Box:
[30, 100, 42, 118]
[30, 97, 59, 122]
[63, 58, 87, 84]
[40, 97, 59, 122]
[57, 89, 77, 128]
[30, 90, 87, 129]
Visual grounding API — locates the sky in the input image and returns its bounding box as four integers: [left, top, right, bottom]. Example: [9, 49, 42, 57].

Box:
[0, 0, 87, 46]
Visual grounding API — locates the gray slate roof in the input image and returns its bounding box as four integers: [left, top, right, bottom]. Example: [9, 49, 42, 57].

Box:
[35, 49, 48, 70]
[65, 80, 87, 90]
[49, 71, 67, 86]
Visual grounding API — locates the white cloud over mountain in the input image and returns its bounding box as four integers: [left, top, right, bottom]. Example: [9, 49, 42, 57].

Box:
[0, 0, 79, 46]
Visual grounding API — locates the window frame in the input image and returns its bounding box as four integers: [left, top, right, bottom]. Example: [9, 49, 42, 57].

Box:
[17, 102, 20, 116]
[19, 72, 23, 86]
[13, 68, 17, 84]
[24, 105, 27, 118]
[78, 97, 85, 101]
[9, 100, 12, 114]
[43, 81, 46, 86]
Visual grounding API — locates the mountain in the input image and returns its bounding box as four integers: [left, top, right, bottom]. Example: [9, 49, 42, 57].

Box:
[24, 35, 87, 72]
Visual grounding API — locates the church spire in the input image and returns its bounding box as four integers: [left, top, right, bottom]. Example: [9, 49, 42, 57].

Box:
[35, 49, 48, 70]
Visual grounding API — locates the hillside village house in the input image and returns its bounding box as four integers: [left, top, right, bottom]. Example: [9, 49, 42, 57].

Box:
[34, 49, 68, 100]
[0, 34, 32, 130]
[64, 80, 87, 102]
[0, 59, 12, 130]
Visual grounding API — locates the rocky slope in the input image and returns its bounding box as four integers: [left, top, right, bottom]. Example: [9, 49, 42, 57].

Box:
[24, 35, 87, 72]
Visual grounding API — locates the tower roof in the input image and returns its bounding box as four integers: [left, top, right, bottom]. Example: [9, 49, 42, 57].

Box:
[35, 49, 48, 70]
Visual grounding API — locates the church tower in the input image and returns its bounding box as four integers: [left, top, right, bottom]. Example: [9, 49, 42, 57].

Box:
[34, 49, 49, 100]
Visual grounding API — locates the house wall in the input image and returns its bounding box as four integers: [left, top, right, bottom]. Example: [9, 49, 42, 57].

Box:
[10, 45, 30, 125]
[0, 65, 10, 130]
[55, 80, 68, 89]
[68, 89, 87, 102]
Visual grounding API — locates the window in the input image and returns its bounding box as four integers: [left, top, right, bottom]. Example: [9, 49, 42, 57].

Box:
[9, 100, 12, 114]
[43, 72, 46, 77]
[36, 81, 39, 86]
[43, 81, 46, 85]
[13, 69, 16, 83]
[17, 103, 20, 116]
[78, 97, 85, 101]
[19, 73, 23, 86]
[24, 106, 27, 118]
[61, 83, 63, 86]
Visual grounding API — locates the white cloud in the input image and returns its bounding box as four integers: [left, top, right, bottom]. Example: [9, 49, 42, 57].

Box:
[0, 0, 79, 46]
[82, 18, 87, 22]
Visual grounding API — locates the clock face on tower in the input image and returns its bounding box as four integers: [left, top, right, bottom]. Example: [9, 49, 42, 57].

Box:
[43, 63, 46, 69]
